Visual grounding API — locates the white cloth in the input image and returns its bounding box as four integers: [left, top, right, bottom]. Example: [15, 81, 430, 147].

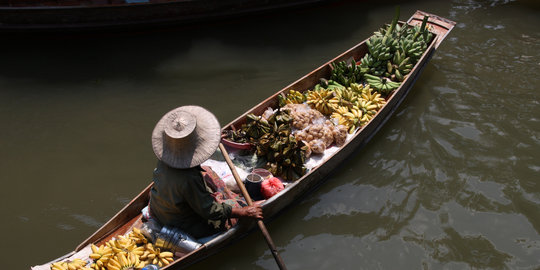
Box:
[201, 159, 248, 193]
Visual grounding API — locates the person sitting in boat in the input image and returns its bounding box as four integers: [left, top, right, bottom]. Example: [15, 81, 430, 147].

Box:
[147, 105, 263, 239]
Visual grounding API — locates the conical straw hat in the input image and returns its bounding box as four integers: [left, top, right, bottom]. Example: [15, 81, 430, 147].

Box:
[151, 106, 221, 169]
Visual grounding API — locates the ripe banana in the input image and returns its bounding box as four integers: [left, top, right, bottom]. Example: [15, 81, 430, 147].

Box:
[50, 259, 89, 270]
[306, 89, 334, 115]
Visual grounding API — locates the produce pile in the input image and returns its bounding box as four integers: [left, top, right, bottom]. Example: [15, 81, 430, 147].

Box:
[226, 8, 434, 182]
[284, 103, 348, 155]
[50, 259, 90, 270]
[228, 109, 307, 181]
[297, 81, 387, 133]
[359, 7, 433, 94]
[50, 228, 174, 270]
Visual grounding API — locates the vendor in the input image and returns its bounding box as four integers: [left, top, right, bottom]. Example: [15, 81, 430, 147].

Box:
[148, 105, 263, 239]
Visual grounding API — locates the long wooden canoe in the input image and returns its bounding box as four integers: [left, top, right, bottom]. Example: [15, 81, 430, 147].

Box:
[31, 10, 455, 270]
[0, 0, 331, 32]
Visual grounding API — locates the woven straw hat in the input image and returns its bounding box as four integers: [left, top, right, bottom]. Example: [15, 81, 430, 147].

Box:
[151, 106, 221, 169]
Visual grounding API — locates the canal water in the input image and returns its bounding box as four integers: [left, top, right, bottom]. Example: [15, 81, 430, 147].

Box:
[1, 0, 539, 269]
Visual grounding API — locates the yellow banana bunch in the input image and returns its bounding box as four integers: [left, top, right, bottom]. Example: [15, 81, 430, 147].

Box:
[139, 243, 175, 267]
[106, 252, 144, 270]
[279, 89, 305, 106]
[332, 106, 351, 117]
[356, 100, 377, 125]
[306, 89, 333, 115]
[89, 244, 114, 269]
[50, 259, 90, 270]
[139, 244, 157, 262]
[86, 227, 160, 270]
[335, 88, 357, 103]
[360, 113, 373, 126]
[360, 88, 386, 109]
[107, 235, 138, 254]
[328, 88, 357, 110]
[128, 227, 148, 245]
[90, 262, 106, 270]
[288, 90, 306, 104]
[347, 83, 370, 94]
[345, 106, 363, 124]
[331, 113, 350, 128]
[156, 251, 175, 267]
[349, 107, 364, 121]
[328, 96, 353, 110]
[50, 261, 68, 270]
[356, 100, 378, 113]
[330, 106, 355, 132]
[333, 106, 367, 134]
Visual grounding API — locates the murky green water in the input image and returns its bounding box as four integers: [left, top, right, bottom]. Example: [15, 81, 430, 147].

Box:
[1, 0, 539, 269]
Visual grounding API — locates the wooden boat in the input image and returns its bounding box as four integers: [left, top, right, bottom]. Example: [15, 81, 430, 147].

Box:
[31, 10, 455, 270]
[0, 0, 331, 32]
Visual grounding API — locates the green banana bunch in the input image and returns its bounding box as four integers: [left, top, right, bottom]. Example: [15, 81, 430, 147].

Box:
[330, 58, 365, 86]
[367, 37, 393, 61]
[364, 73, 401, 95]
[397, 15, 433, 64]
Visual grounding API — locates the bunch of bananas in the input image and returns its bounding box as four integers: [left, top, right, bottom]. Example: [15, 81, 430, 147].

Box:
[89, 244, 114, 270]
[356, 7, 434, 96]
[328, 87, 357, 109]
[306, 88, 334, 115]
[106, 252, 144, 270]
[347, 83, 371, 95]
[278, 89, 306, 106]
[364, 74, 401, 95]
[106, 235, 142, 255]
[329, 59, 364, 86]
[360, 8, 401, 78]
[50, 259, 91, 270]
[389, 50, 413, 81]
[139, 243, 175, 266]
[305, 82, 385, 133]
[331, 106, 355, 129]
[356, 100, 378, 124]
[86, 228, 175, 270]
[360, 86, 386, 109]
[330, 106, 365, 134]
[128, 227, 148, 245]
[399, 15, 433, 63]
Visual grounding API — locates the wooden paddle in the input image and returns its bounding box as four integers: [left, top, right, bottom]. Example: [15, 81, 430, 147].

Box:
[218, 143, 288, 270]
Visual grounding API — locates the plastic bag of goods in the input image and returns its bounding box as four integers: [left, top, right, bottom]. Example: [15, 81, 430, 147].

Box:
[260, 177, 285, 199]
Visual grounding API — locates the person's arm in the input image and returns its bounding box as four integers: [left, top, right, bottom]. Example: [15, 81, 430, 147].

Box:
[184, 174, 263, 220]
[231, 204, 263, 219]
[183, 174, 232, 221]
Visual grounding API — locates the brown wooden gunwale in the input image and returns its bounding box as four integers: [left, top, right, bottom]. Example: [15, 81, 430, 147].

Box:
[32, 10, 455, 270]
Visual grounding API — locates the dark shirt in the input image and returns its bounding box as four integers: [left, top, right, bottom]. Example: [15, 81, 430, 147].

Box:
[149, 161, 232, 238]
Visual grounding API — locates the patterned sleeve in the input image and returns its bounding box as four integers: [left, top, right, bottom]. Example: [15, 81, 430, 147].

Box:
[182, 171, 233, 223]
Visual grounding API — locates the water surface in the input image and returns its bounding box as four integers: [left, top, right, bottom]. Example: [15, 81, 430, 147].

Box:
[1, 0, 539, 269]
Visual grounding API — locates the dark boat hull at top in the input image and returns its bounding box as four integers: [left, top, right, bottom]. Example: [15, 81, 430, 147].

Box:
[31, 10, 455, 270]
[0, 0, 331, 31]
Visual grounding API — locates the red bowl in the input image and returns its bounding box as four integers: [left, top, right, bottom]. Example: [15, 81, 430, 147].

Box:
[221, 137, 252, 150]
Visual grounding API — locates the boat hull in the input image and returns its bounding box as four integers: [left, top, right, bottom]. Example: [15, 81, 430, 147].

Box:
[31, 10, 455, 270]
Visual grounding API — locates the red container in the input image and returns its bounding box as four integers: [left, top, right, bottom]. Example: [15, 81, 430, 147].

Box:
[221, 138, 252, 150]
[261, 177, 284, 199]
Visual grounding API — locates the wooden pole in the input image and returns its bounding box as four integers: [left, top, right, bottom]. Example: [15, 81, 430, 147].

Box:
[219, 143, 288, 270]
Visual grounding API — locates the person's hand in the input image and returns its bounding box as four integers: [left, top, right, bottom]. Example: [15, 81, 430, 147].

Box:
[232, 205, 263, 219]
